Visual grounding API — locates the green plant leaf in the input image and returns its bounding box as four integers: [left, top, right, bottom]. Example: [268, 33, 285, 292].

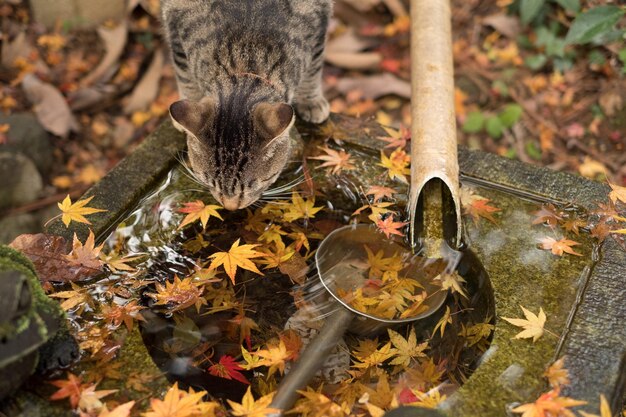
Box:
[521, 0, 546, 24]
[553, 0, 580, 13]
[525, 54, 548, 69]
[485, 117, 504, 139]
[525, 141, 542, 160]
[499, 104, 523, 128]
[463, 112, 485, 133]
[565, 5, 625, 45]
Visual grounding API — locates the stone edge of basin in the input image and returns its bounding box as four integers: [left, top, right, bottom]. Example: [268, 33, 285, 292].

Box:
[45, 114, 624, 415]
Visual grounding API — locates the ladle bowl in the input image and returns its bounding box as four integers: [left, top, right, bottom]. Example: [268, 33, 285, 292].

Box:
[269, 223, 456, 413]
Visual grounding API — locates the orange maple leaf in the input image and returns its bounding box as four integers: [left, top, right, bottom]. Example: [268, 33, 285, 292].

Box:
[49, 373, 91, 408]
[208, 239, 264, 284]
[309, 145, 356, 175]
[538, 237, 582, 257]
[65, 230, 104, 271]
[378, 148, 410, 183]
[544, 357, 570, 389]
[376, 215, 407, 238]
[378, 125, 411, 149]
[143, 383, 219, 417]
[97, 401, 135, 417]
[148, 275, 207, 312]
[177, 200, 223, 229]
[512, 388, 586, 417]
[365, 186, 396, 202]
[464, 198, 501, 224]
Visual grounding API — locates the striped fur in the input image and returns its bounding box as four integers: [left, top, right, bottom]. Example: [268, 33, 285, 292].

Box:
[161, 0, 332, 209]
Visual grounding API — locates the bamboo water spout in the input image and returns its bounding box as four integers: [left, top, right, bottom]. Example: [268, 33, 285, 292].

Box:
[408, 0, 462, 251]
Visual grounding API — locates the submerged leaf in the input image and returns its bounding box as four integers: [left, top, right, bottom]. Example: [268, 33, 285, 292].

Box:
[538, 237, 582, 257]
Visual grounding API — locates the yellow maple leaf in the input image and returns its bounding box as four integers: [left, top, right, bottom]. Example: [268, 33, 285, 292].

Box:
[501, 305, 547, 342]
[57, 195, 106, 227]
[353, 341, 394, 369]
[378, 149, 410, 183]
[148, 275, 207, 312]
[177, 200, 223, 229]
[98, 400, 135, 417]
[608, 181, 626, 205]
[432, 306, 452, 338]
[387, 327, 428, 367]
[290, 387, 351, 417]
[143, 383, 219, 417]
[226, 386, 278, 417]
[282, 192, 323, 222]
[252, 339, 290, 377]
[208, 239, 264, 284]
[544, 357, 570, 389]
[353, 201, 395, 223]
[100, 253, 143, 273]
[579, 394, 612, 417]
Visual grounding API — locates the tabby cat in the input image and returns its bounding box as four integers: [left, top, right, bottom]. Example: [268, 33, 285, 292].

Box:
[160, 0, 332, 210]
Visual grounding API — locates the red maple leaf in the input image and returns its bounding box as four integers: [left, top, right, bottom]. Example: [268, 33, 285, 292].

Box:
[464, 198, 501, 224]
[208, 355, 250, 385]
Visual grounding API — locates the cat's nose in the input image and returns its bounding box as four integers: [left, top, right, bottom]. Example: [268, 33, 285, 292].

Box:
[220, 196, 240, 210]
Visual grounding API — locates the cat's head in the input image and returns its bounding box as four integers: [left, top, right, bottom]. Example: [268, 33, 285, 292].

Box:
[169, 97, 294, 210]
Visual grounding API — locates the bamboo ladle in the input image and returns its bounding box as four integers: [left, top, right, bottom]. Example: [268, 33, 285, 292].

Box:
[268, 0, 463, 413]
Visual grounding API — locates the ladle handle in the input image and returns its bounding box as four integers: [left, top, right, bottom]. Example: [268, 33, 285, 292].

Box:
[269, 307, 354, 414]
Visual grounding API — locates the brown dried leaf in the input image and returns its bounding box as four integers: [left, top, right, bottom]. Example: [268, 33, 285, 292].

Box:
[22, 74, 79, 137]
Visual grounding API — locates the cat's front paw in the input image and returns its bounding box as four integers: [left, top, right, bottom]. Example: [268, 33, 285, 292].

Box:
[296, 96, 330, 124]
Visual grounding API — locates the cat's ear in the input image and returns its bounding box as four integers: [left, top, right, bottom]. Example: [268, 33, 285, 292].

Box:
[253, 102, 295, 141]
[169, 97, 216, 137]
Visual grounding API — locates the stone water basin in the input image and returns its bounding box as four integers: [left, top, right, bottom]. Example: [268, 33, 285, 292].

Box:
[17, 114, 624, 417]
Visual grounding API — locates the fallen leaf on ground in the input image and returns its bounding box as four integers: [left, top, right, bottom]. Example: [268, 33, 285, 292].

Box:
[335, 73, 411, 99]
[544, 357, 569, 389]
[463, 198, 501, 224]
[80, 21, 128, 86]
[208, 239, 264, 284]
[538, 237, 582, 257]
[378, 148, 410, 183]
[608, 181, 626, 205]
[512, 388, 586, 417]
[501, 305, 547, 342]
[123, 48, 165, 114]
[57, 195, 107, 227]
[22, 73, 79, 137]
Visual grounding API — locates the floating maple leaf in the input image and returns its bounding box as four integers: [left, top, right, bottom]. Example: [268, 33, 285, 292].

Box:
[208, 355, 250, 385]
[227, 386, 278, 417]
[208, 239, 264, 284]
[252, 339, 290, 377]
[100, 253, 143, 273]
[354, 201, 395, 223]
[143, 383, 219, 417]
[100, 300, 145, 331]
[375, 215, 407, 238]
[501, 305, 547, 342]
[57, 195, 106, 227]
[65, 230, 105, 270]
[531, 203, 563, 227]
[512, 388, 586, 417]
[464, 198, 501, 225]
[378, 148, 410, 183]
[148, 275, 207, 312]
[309, 145, 356, 175]
[538, 237, 582, 257]
[282, 192, 324, 222]
[561, 217, 587, 236]
[177, 200, 223, 229]
[366, 185, 396, 202]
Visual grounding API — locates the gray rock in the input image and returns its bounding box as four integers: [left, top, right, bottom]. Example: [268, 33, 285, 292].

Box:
[0, 113, 53, 175]
[0, 213, 40, 244]
[0, 153, 43, 209]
